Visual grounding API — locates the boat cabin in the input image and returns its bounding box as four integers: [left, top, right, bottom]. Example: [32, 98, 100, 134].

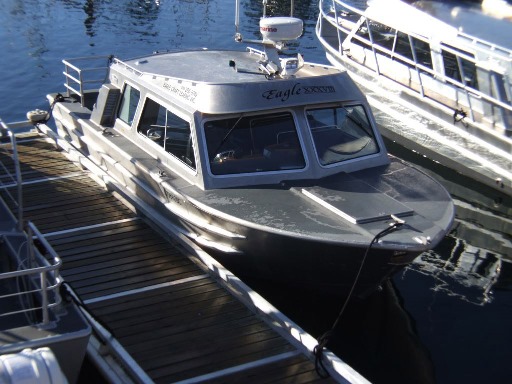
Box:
[87, 48, 389, 190]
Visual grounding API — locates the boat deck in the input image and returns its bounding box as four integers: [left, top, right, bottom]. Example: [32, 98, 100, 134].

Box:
[0, 131, 358, 383]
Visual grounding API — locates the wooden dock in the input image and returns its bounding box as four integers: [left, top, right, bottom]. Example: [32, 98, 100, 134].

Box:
[0, 128, 367, 383]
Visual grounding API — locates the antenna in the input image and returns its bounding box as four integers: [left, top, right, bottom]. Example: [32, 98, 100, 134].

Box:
[235, 0, 240, 35]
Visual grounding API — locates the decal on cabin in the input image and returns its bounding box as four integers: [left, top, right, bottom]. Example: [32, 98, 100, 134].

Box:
[163, 82, 197, 103]
[262, 83, 335, 102]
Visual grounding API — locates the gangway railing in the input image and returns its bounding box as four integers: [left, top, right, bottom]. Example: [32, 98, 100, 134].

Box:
[0, 222, 64, 326]
[0, 119, 23, 231]
[62, 55, 112, 107]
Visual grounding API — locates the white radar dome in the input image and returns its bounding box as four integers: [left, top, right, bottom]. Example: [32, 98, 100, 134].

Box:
[259, 17, 303, 43]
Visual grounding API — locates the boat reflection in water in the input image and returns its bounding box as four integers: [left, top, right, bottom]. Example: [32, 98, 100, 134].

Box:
[387, 137, 512, 306]
[365, 140, 512, 383]
[402, 241, 502, 306]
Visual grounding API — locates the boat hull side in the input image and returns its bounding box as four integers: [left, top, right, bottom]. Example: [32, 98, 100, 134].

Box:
[181, 215, 420, 298]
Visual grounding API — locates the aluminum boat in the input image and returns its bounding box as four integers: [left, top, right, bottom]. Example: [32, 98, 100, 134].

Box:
[41, 2, 454, 297]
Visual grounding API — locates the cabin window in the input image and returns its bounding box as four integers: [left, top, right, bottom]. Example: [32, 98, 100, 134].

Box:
[204, 112, 305, 175]
[368, 22, 395, 59]
[410, 37, 433, 71]
[306, 105, 379, 166]
[354, 21, 372, 50]
[354, 21, 432, 71]
[118, 84, 140, 125]
[137, 98, 195, 169]
[393, 31, 414, 64]
[441, 46, 478, 89]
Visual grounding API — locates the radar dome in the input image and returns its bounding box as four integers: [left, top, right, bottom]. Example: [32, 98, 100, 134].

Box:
[259, 17, 303, 43]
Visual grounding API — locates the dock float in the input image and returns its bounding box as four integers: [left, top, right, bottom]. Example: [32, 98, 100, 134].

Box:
[0, 126, 368, 384]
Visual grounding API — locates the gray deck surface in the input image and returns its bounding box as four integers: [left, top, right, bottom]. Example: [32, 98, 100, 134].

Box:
[0, 133, 337, 383]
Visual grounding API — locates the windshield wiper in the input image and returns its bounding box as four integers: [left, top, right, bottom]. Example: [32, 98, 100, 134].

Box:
[212, 114, 244, 158]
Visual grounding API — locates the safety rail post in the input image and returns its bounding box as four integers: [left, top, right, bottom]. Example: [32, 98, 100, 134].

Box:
[64, 62, 71, 98]
[409, 36, 426, 99]
[330, 0, 343, 55]
[40, 269, 50, 324]
[28, 221, 64, 312]
[456, 55, 475, 122]
[0, 122, 24, 231]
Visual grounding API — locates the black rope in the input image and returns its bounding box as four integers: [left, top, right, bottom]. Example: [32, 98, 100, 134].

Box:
[59, 281, 116, 337]
[32, 93, 66, 126]
[313, 219, 405, 378]
[453, 108, 468, 127]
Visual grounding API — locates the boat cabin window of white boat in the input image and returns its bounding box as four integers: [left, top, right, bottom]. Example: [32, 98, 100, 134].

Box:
[205, 112, 305, 175]
[306, 104, 379, 166]
[118, 83, 140, 126]
[137, 97, 196, 169]
[441, 45, 478, 89]
[351, 19, 480, 91]
[354, 21, 434, 71]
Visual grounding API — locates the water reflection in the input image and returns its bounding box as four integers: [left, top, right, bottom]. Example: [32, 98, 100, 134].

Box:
[402, 243, 500, 305]
[245, 277, 437, 384]
[83, 0, 96, 38]
[70, 0, 163, 43]
[386, 138, 512, 304]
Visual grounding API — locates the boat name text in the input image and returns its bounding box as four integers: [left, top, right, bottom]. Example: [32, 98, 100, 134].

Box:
[163, 82, 197, 103]
[262, 83, 335, 102]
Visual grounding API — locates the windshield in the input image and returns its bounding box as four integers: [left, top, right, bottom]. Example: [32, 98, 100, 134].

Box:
[204, 112, 305, 175]
[306, 105, 379, 166]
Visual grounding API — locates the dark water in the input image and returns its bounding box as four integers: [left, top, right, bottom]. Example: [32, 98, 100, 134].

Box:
[1, 1, 511, 383]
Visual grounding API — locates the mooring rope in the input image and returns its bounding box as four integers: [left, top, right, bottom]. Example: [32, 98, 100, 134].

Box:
[313, 219, 405, 378]
[60, 281, 117, 337]
[39, 93, 66, 125]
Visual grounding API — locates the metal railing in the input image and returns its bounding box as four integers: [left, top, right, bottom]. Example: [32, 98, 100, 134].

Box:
[63, 55, 112, 107]
[0, 119, 23, 230]
[111, 57, 144, 77]
[0, 122, 64, 326]
[317, 0, 512, 130]
[0, 222, 64, 326]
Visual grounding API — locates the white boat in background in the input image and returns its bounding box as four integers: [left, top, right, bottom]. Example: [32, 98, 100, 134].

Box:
[316, 0, 512, 196]
[36, 0, 454, 298]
